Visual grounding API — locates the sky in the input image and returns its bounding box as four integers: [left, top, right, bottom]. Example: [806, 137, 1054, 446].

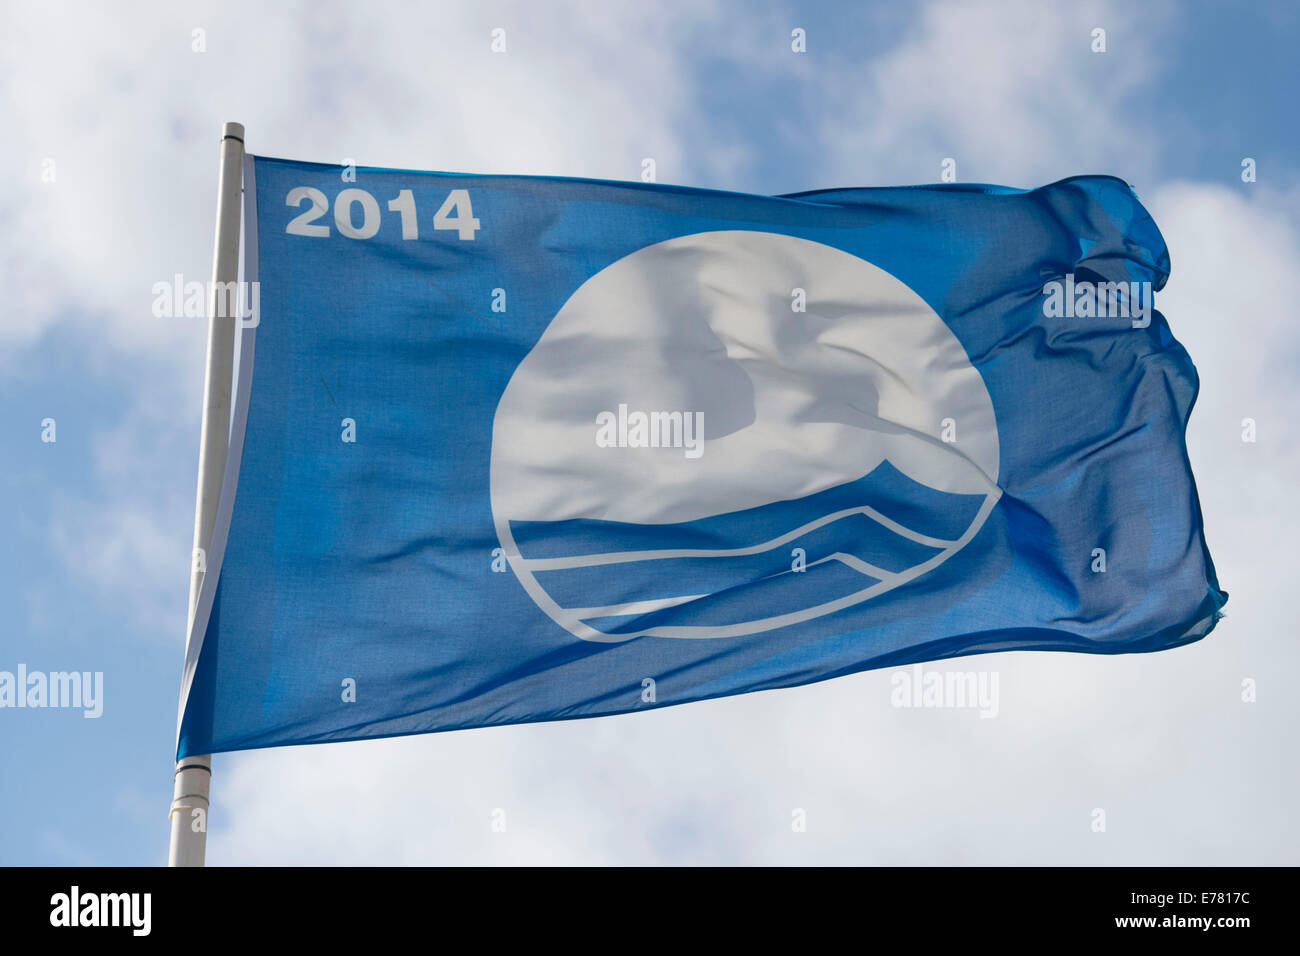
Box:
[1, 0, 1297, 865]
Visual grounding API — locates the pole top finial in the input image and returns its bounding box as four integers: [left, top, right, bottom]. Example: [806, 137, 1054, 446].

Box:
[222, 121, 245, 142]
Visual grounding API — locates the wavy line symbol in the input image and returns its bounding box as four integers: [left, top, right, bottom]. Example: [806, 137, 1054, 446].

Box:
[490, 231, 1000, 642]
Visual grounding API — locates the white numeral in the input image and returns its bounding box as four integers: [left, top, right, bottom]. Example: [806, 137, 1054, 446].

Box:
[387, 189, 418, 240]
[334, 188, 381, 239]
[285, 187, 478, 241]
[433, 189, 480, 240]
[285, 186, 330, 237]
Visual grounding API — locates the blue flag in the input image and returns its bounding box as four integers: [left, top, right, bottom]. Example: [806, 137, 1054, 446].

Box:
[176, 156, 1225, 757]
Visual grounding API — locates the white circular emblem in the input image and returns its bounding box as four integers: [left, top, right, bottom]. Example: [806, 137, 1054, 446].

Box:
[491, 230, 1000, 642]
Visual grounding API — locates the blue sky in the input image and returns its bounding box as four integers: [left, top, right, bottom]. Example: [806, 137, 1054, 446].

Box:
[1, 0, 1297, 865]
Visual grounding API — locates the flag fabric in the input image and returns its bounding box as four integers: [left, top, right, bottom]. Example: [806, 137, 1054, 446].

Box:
[176, 156, 1226, 757]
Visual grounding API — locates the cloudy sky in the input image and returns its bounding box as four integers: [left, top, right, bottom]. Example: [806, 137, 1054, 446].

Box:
[1, 0, 1297, 865]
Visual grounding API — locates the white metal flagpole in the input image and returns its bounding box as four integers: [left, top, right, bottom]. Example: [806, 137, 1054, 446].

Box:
[169, 121, 245, 866]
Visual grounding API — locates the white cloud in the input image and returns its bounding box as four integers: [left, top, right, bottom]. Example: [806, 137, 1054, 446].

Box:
[813, 0, 1162, 187]
[49, 494, 189, 638]
[1147, 181, 1300, 680]
[214, 637, 1294, 864]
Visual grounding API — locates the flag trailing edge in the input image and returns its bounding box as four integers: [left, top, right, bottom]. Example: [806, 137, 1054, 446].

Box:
[177, 156, 1226, 757]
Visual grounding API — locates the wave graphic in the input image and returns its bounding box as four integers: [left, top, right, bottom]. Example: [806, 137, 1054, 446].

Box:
[505, 461, 998, 640]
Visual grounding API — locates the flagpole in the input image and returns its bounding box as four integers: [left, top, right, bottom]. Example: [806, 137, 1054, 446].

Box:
[168, 121, 245, 867]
